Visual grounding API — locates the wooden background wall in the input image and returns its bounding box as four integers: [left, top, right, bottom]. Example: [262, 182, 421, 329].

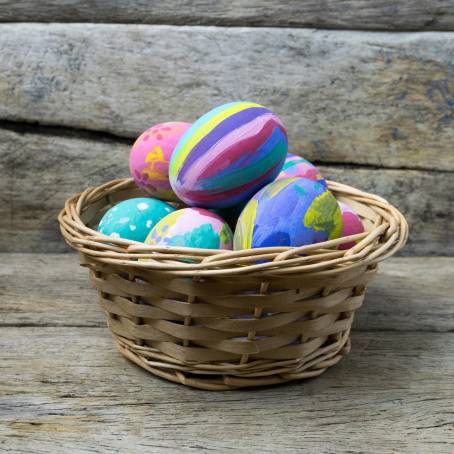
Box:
[1, 1, 453, 255]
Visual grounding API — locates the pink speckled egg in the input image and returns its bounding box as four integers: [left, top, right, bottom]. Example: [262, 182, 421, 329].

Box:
[276, 153, 326, 187]
[129, 122, 191, 201]
[338, 202, 365, 250]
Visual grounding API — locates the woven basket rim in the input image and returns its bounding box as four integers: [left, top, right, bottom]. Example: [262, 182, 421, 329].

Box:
[59, 178, 408, 277]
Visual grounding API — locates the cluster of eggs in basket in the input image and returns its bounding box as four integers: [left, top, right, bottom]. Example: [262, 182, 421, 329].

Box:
[98, 102, 364, 251]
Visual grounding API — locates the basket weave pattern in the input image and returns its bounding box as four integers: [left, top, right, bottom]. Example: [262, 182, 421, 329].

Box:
[59, 178, 408, 390]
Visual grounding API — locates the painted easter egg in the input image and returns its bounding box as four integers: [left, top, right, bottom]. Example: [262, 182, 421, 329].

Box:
[338, 202, 365, 250]
[169, 101, 288, 208]
[276, 153, 326, 187]
[129, 122, 191, 201]
[234, 178, 342, 249]
[97, 197, 176, 242]
[145, 208, 233, 249]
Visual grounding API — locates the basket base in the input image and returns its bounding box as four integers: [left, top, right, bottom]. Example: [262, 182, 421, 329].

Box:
[114, 335, 351, 391]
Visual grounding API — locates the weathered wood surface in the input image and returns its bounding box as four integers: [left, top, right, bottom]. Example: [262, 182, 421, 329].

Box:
[1, 0, 454, 31]
[1, 24, 454, 172]
[1, 254, 453, 452]
[1, 328, 453, 453]
[320, 165, 454, 256]
[2, 253, 454, 332]
[1, 127, 452, 255]
[0, 128, 129, 254]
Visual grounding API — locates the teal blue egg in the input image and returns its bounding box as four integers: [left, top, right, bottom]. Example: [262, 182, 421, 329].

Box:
[97, 197, 175, 242]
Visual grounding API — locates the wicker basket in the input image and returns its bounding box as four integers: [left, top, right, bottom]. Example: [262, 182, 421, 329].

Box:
[59, 178, 408, 390]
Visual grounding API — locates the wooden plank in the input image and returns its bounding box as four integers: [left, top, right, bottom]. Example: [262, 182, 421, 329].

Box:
[1, 24, 454, 171]
[0, 253, 104, 328]
[0, 128, 130, 254]
[319, 164, 454, 256]
[2, 253, 453, 332]
[0, 1, 454, 31]
[1, 327, 453, 453]
[1, 127, 452, 255]
[353, 256, 454, 332]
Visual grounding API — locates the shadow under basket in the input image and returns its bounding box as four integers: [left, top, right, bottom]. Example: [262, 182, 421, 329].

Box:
[59, 178, 408, 390]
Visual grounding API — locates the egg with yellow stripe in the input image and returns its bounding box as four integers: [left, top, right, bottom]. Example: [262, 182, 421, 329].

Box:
[234, 178, 342, 249]
[169, 102, 288, 208]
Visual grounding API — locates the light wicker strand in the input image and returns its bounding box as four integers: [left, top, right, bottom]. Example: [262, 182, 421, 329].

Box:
[59, 178, 408, 390]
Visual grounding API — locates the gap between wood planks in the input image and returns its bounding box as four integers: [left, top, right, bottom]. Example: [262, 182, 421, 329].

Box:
[1, 119, 453, 174]
[3, 325, 453, 333]
[0, 23, 453, 33]
[2, 254, 453, 333]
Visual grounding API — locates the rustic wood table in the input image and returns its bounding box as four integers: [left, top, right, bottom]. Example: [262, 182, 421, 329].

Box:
[1, 1, 454, 451]
[1, 253, 452, 453]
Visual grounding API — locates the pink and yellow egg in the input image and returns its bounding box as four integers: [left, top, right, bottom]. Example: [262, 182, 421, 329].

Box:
[129, 122, 191, 201]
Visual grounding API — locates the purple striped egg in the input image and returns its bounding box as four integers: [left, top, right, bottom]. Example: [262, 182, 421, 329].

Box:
[169, 102, 288, 208]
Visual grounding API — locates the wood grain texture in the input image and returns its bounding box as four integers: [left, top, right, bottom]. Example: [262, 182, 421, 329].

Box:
[1, 127, 452, 255]
[2, 253, 453, 333]
[1, 24, 454, 171]
[0, 1, 454, 31]
[319, 165, 454, 256]
[0, 128, 129, 254]
[1, 326, 453, 453]
[2, 253, 452, 450]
